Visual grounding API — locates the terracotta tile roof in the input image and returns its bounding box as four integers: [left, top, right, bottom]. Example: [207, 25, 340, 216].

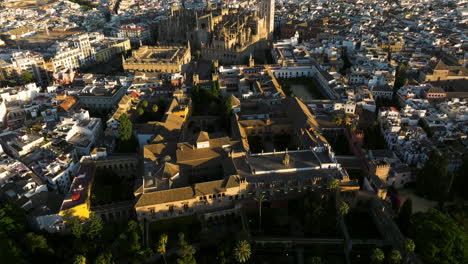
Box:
[59, 96, 77, 112]
[143, 143, 177, 161]
[135, 175, 239, 207]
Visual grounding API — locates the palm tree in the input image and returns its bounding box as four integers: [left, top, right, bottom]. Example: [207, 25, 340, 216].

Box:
[233, 240, 251, 263]
[152, 104, 159, 113]
[389, 250, 402, 264]
[339, 201, 350, 217]
[308, 256, 323, 264]
[73, 255, 86, 264]
[328, 178, 339, 191]
[156, 233, 168, 264]
[371, 248, 385, 264]
[255, 193, 266, 230]
[403, 239, 415, 263]
[333, 115, 343, 126]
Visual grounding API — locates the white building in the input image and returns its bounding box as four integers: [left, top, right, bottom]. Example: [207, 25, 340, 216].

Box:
[117, 24, 151, 44]
[0, 82, 40, 102]
[0, 98, 6, 127]
[51, 33, 95, 71]
[11, 51, 47, 83]
[61, 110, 102, 156]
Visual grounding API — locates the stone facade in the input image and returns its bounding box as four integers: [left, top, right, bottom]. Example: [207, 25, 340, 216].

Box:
[123, 45, 191, 73]
[157, 1, 274, 64]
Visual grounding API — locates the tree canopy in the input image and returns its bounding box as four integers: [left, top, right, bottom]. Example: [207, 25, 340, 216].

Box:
[118, 114, 133, 141]
[21, 71, 35, 84]
[177, 233, 197, 264]
[156, 233, 168, 264]
[371, 248, 385, 264]
[452, 154, 468, 200]
[233, 240, 251, 263]
[339, 201, 350, 216]
[389, 250, 402, 264]
[409, 208, 468, 264]
[397, 198, 412, 235]
[416, 150, 450, 202]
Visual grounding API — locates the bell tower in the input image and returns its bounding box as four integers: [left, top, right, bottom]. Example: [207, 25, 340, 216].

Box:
[260, 0, 275, 39]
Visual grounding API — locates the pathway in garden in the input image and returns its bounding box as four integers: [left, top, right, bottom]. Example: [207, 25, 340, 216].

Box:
[398, 189, 437, 213]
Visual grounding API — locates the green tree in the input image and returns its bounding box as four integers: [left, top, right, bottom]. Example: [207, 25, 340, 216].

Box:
[397, 199, 412, 235]
[393, 62, 409, 92]
[332, 115, 343, 126]
[21, 71, 34, 84]
[118, 114, 132, 141]
[416, 151, 450, 204]
[233, 240, 251, 263]
[340, 48, 351, 74]
[73, 255, 87, 264]
[71, 218, 84, 239]
[338, 201, 349, 217]
[177, 233, 196, 264]
[409, 208, 468, 264]
[255, 193, 266, 230]
[87, 214, 103, 240]
[23, 232, 53, 255]
[152, 104, 159, 113]
[142, 101, 149, 108]
[453, 154, 468, 200]
[371, 248, 385, 264]
[328, 178, 339, 191]
[217, 249, 229, 264]
[195, 50, 201, 60]
[0, 203, 27, 263]
[127, 221, 143, 253]
[403, 238, 415, 262]
[156, 233, 168, 264]
[95, 251, 112, 264]
[306, 256, 323, 264]
[389, 250, 402, 264]
[137, 107, 145, 115]
[210, 80, 220, 98]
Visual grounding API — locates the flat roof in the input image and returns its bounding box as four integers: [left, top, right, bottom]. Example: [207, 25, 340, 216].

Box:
[248, 150, 321, 173]
[60, 163, 93, 212]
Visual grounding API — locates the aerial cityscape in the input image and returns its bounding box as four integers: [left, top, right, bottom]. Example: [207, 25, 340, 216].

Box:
[0, 0, 467, 263]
